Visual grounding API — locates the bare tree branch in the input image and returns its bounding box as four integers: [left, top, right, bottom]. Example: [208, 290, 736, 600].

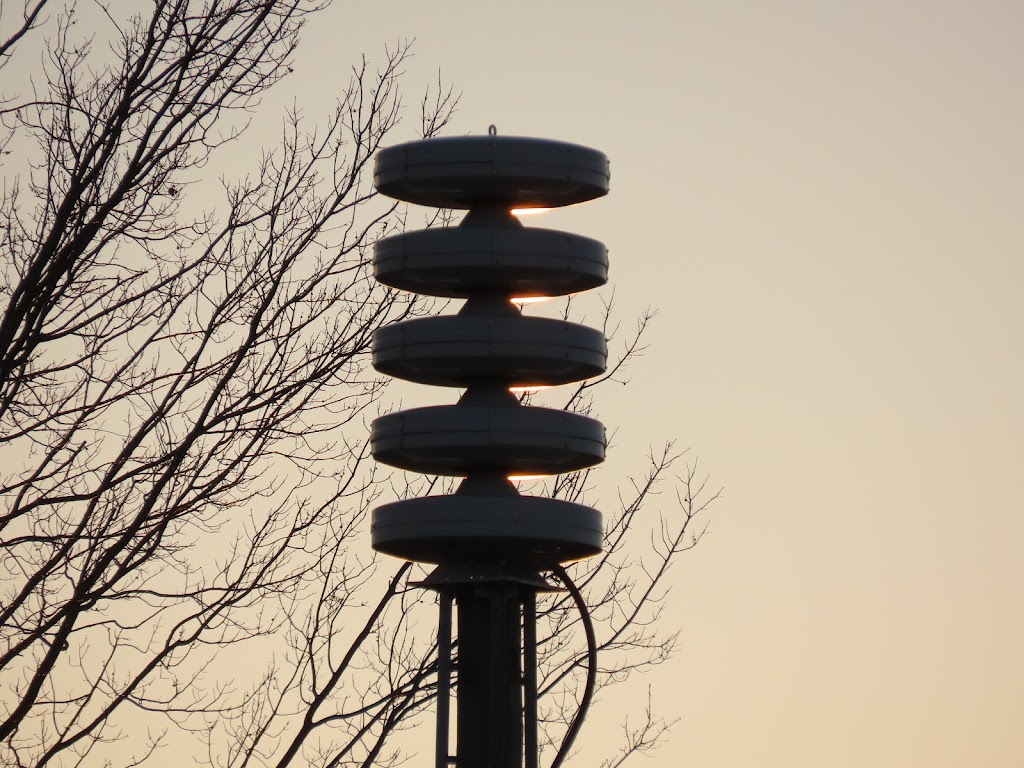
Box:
[0, 4, 717, 766]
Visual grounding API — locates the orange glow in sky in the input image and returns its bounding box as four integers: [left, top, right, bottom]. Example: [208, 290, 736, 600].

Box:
[510, 207, 552, 217]
[510, 295, 553, 306]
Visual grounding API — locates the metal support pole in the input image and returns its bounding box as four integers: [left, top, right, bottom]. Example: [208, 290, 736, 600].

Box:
[457, 584, 523, 768]
[436, 591, 453, 768]
[523, 591, 538, 768]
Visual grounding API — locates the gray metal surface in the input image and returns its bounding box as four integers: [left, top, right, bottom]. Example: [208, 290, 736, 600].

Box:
[374, 136, 610, 209]
[373, 316, 606, 387]
[371, 494, 603, 565]
[374, 227, 608, 298]
[371, 405, 606, 476]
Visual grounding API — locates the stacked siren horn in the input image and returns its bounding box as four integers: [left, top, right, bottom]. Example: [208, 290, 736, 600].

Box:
[370, 132, 610, 768]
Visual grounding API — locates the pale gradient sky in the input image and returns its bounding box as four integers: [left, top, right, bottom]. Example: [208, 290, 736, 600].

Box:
[15, 0, 1021, 765]
[284, 1, 1024, 766]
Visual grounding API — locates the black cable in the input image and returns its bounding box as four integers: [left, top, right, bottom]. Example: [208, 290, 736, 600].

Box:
[549, 564, 598, 768]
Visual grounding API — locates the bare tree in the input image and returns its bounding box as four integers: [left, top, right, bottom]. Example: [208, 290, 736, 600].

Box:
[0, 2, 719, 767]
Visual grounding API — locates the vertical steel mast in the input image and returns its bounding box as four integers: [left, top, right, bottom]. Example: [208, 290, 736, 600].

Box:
[369, 132, 611, 768]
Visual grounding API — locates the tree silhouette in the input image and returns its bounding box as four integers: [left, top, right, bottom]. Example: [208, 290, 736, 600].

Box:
[0, 2, 718, 766]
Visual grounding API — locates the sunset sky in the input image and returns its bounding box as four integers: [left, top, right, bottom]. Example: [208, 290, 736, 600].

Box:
[285, 1, 1024, 765]
[8, 0, 1022, 765]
